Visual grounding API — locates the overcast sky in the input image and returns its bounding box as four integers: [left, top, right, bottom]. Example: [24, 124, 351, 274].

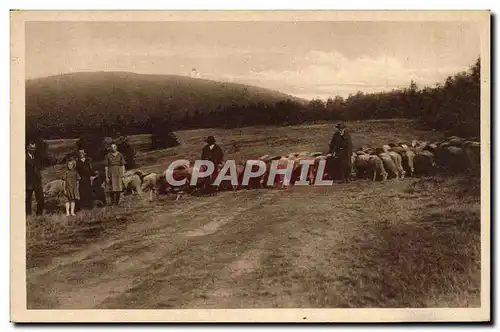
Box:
[26, 21, 480, 99]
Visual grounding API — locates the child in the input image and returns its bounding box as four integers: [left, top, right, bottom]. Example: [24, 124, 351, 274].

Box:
[62, 157, 81, 216]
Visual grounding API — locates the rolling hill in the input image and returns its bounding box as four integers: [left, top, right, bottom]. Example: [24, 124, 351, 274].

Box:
[26, 72, 307, 138]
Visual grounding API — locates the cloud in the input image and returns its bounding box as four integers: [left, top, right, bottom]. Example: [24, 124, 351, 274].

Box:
[32, 41, 471, 101]
[206, 50, 470, 99]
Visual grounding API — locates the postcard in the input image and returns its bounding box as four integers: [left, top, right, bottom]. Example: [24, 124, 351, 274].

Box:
[10, 10, 491, 323]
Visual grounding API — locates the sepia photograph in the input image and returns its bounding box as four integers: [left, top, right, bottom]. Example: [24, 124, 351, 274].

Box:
[10, 10, 490, 322]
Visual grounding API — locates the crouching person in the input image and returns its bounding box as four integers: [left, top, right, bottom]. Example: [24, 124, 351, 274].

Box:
[92, 170, 107, 206]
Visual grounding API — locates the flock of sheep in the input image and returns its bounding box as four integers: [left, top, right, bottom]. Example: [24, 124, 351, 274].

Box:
[42, 135, 480, 204]
[351, 136, 480, 181]
[133, 135, 480, 200]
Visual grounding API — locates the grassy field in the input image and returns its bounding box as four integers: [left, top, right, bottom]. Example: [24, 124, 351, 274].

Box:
[27, 119, 481, 309]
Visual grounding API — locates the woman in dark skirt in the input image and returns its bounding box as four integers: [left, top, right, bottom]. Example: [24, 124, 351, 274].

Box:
[76, 148, 94, 210]
[105, 143, 126, 205]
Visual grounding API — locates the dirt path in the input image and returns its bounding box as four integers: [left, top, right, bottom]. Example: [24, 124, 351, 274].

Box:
[27, 181, 384, 309]
[26, 182, 396, 309]
[27, 189, 286, 308]
[27, 177, 480, 309]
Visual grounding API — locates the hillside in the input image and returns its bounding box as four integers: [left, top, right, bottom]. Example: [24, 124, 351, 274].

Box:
[25, 59, 481, 141]
[26, 72, 307, 138]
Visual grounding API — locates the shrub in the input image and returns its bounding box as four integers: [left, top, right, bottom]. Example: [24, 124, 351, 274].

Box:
[148, 117, 180, 150]
[114, 135, 137, 170]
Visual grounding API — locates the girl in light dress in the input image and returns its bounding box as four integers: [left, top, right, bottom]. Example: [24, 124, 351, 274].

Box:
[62, 157, 81, 216]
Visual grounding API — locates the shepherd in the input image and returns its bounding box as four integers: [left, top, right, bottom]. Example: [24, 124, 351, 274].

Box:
[329, 122, 353, 183]
[200, 136, 224, 195]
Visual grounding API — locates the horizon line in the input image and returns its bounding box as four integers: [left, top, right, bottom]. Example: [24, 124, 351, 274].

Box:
[24, 69, 454, 101]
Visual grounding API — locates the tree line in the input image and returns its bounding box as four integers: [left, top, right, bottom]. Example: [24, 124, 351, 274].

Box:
[26, 58, 480, 169]
[151, 57, 480, 137]
[308, 57, 480, 139]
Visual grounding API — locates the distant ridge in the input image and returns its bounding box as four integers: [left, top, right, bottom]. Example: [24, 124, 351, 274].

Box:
[26, 71, 306, 119]
[25, 71, 308, 138]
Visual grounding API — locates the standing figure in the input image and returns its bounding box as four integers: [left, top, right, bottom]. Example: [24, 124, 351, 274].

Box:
[62, 157, 80, 216]
[76, 148, 94, 210]
[200, 136, 224, 194]
[329, 123, 353, 183]
[25, 139, 44, 216]
[105, 143, 126, 205]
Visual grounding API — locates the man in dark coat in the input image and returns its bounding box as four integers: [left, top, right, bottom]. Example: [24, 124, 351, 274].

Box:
[76, 148, 94, 210]
[200, 136, 224, 194]
[201, 136, 224, 166]
[26, 140, 44, 216]
[329, 123, 353, 183]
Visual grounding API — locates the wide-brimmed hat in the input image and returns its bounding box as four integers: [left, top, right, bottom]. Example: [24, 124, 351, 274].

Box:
[336, 123, 347, 129]
[206, 136, 216, 144]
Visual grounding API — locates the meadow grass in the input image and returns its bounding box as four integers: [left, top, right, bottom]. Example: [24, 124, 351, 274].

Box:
[27, 119, 480, 309]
